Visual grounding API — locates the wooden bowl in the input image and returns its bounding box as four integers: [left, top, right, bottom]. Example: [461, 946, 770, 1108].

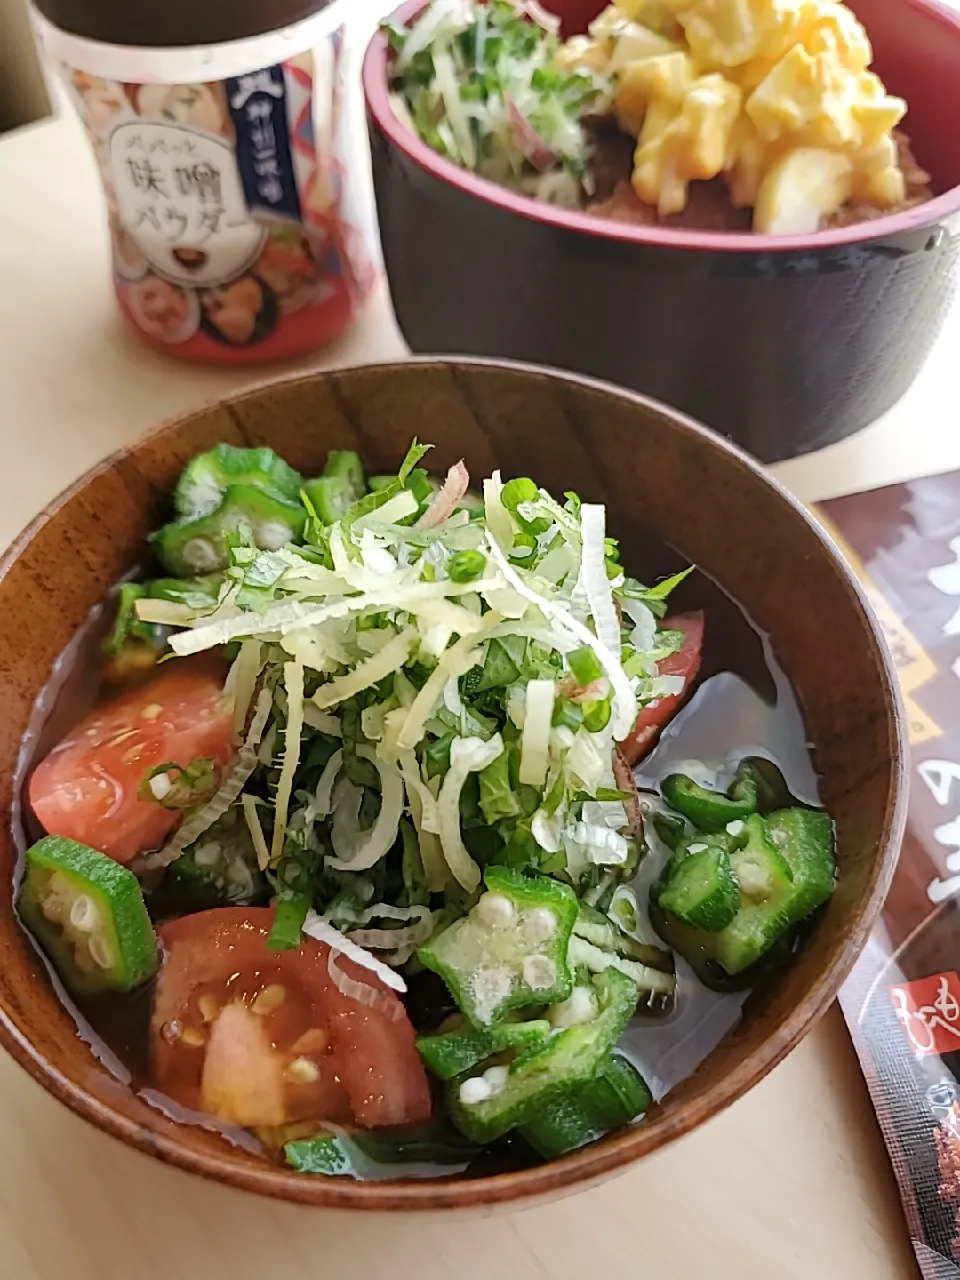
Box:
[0, 359, 905, 1210]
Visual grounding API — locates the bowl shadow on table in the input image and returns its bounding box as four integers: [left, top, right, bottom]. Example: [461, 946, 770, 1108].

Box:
[0, 359, 905, 1212]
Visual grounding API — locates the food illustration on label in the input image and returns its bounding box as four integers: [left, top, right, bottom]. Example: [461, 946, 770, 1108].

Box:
[122, 275, 200, 345]
[131, 83, 229, 137]
[52, 37, 374, 362]
[200, 275, 278, 346]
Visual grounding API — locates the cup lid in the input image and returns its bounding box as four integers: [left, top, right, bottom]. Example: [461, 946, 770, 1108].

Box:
[31, 0, 333, 48]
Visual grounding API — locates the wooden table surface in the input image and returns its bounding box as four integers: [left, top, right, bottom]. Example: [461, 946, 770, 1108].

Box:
[2, 65, 960, 1280]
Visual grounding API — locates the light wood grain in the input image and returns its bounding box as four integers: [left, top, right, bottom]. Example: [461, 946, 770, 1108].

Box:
[1, 71, 957, 1278]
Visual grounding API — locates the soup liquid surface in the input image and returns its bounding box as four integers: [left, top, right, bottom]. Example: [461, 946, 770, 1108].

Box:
[13, 567, 820, 1178]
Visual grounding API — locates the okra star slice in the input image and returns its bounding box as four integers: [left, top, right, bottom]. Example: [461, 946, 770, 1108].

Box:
[448, 968, 640, 1143]
[153, 484, 307, 577]
[417, 1018, 552, 1081]
[321, 449, 366, 497]
[518, 1053, 653, 1158]
[417, 866, 579, 1029]
[18, 836, 158, 996]
[660, 772, 758, 833]
[174, 444, 303, 520]
[657, 844, 740, 932]
[653, 808, 837, 976]
[302, 475, 357, 526]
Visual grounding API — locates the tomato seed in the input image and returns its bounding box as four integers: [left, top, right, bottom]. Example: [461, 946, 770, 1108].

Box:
[286, 1057, 320, 1085]
[251, 984, 286, 1016]
[291, 1028, 328, 1054]
[198, 994, 220, 1023]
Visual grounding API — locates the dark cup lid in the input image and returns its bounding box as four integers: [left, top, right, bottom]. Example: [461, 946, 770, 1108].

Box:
[32, 0, 334, 48]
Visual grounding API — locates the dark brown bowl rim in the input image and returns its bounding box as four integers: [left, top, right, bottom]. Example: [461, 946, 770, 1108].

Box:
[363, 0, 960, 255]
[0, 357, 907, 1210]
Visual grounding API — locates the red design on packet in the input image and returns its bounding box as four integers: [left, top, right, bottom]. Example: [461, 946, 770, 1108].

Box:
[891, 973, 960, 1057]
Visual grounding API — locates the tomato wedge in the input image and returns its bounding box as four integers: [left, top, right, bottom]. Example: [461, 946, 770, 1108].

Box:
[29, 660, 234, 864]
[621, 613, 704, 767]
[151, 908, 432, 1132]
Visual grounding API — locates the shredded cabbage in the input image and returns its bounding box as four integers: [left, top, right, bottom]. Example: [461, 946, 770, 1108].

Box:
[313, 627, 417, 709]
[388, 0, 605, 195]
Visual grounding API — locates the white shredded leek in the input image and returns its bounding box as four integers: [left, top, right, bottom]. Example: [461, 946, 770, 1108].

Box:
[143, 688, 273, 870]
[569, 821, 629, 865]
[331, 776, 364, 861]
[567, 936, 675, 996]
[622, 596, 657, 654]
[437, 735, 504, 891]
[344, 903, 435, 952]
[577, 504, 621, 657]
[647, 674, 686, 699]
[303, 911, 407, 993]
[270, 661, 304, 863]
[313, 627, 417, 710]
[241, 794, 271, 871]
[348, 918, 435, 952]
[314, 748, 343, 820]
[483, 471, 516, 551]
[532, 807, 565, 854]
[168, 578, 505, 657]
[484, 535, 637, 741]
[301, 706, 342, 736]
[397, 748, 441, 834]
[397, 749, 447, 892]
[335, 902, 431, 928]
[519, 679, 555, 786]
[134, 598, 196, 626]
[326, 748, 405, 872]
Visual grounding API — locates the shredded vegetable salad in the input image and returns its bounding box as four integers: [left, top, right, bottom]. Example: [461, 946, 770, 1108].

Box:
[385, 0, 607, 206]
[20, 440, 837, 1176]
[145, 441, 691, 946]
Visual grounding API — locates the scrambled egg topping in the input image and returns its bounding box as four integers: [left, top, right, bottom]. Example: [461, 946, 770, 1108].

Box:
[556, 0, 909, 232]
